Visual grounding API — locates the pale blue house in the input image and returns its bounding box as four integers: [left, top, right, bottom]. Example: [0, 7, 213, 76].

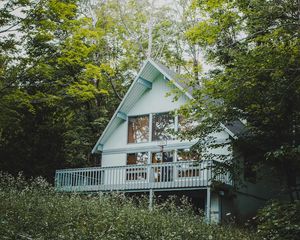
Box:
[55, 59, 277, 222]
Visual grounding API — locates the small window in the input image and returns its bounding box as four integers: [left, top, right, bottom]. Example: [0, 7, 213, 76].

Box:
[152, 112, 175, 141]
[151, 151, 174, 164]
[177, 149, 198, 161]
[128, 115, 149, 143]
[127, 152, 148, 165]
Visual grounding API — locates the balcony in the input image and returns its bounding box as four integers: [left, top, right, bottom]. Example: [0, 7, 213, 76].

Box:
[55, 160, 232, 192]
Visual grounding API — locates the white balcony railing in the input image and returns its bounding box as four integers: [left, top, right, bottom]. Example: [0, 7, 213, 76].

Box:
[55, 160, 232, 192]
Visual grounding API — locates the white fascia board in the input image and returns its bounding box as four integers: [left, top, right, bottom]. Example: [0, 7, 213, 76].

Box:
[220, 123, 238, 140]
[92, 60, 151, 153]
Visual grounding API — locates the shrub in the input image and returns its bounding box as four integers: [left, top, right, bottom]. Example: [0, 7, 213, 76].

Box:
[0, 172, 258, 239]
[257, 200, 300, 240]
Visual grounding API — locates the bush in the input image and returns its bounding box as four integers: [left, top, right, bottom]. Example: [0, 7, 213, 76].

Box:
[0, 172, 258, 239]
[257, 200, 300, 240]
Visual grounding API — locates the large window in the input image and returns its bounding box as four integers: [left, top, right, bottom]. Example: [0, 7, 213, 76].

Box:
[128, 115, 149, 143]
[152, 112, 175, 141]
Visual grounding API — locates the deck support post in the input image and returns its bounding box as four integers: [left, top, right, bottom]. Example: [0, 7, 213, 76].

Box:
[149, 189, 154, 210]
[206, 187, 211, 223]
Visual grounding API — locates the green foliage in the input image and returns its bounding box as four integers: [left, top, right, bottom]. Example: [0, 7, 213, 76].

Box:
[0, 172, 259, 239]
[0, 0, 206, 181]
[182, 0, 300, 196]
[0, 0, 121, 180]
[257, 200, 300, 240]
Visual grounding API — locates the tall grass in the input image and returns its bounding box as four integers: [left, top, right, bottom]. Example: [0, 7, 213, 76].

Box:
[0, 172, 258, 239]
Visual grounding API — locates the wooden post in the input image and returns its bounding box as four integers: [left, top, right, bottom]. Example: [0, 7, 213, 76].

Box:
[149, 189, 154, 210]
[206, 187, 211, 223]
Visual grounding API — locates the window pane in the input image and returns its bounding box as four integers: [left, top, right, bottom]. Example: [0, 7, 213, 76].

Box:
[127, 152, 148, 165]
[126, 152, 148, 181]
[178, 115, 197, 132]
[177, 149, 200, 178]
[151, 151, 174, 182]
[177, 149, 198, 161]
[152, 151, 174, 164]
[152, 112, 175, 141]
[128, 115, 149, 143]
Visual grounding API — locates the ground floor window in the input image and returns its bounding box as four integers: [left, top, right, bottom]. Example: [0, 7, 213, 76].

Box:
[177, 149, 200, 177]
[151, 151, 174, 182]
[127, 152, 148, 165]
[126, 152, 148, 181]
[177, 148, 198, 161]
[125, 149, 200, 180]
[151, 151, 174, 164]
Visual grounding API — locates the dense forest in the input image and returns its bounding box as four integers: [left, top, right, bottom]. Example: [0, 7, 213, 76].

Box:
[1, 0, 300, 239]
[0, 0, 204, 181]
[0, 0, 299, 196]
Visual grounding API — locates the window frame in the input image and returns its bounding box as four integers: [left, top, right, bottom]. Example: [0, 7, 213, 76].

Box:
[127, 111, 180, 144]
[126, 152, 149, 165]
[151, 111, 176, 142]
[127, 114, 150, 144]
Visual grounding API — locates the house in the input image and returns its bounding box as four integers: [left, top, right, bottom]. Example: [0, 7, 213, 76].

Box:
[55, 59, 278, 223]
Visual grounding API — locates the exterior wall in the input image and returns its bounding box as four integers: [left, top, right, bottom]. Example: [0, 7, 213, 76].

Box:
[103, 74, 189, 153]
[102, 74, 232, 167]
[218, 153, 288, 222]
[233, 164, 286, 221]
[102, 153, 126, 167]
[99, 70, 258, 223]
[127, 75, 186, 115]
[101, 154, 126, 186]
[205, 131, 231, 157]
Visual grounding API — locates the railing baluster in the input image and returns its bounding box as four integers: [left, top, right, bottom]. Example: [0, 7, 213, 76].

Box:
[54, 160, 232, 193]
[114, 168, 116, 189]
[66, 172, 69, 187]
[109, 168, 111, 189]
[89, 170, 92, 186]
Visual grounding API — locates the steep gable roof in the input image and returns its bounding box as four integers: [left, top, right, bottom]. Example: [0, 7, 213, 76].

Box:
[92, 59, 192, 153]
[92, 59, 245, 153]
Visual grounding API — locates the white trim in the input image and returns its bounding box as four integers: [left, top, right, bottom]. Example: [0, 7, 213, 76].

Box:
[148, 59, 193, 100]
[102, 141, 198, 155]
[220, 123, 238, 140]
[92, 60, 150, 153]
[92, 59, 193, 153]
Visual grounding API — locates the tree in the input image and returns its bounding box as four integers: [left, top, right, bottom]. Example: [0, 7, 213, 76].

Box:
[0, 0, 120, 181]
[82, 0, 206, 86]
[180, 0, 300, 200]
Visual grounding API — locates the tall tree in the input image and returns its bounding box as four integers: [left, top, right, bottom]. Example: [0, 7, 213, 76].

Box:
[181, 0, 300, 200]
[0, 0, 120, 181]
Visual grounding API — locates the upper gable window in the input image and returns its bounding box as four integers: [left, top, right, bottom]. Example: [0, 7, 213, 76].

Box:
[152, 112, 175, 141]
[128, 115, 149, 143]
